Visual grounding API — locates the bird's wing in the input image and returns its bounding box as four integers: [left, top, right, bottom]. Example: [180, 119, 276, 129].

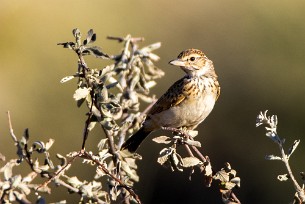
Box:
[148, 77, 191, 116]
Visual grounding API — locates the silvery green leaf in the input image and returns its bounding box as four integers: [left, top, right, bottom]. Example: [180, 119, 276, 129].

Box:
[2, 181, 10, 190]
[224, 181, 237, 190]
[97, 138, 108, 150]
[83, 29, 96, 45]
[87, 122, 97, 131]
[73, 87, 91, 101]
[170, 152, 183, 172]
[157, 148, 173, 165]
[184, 139, 201, 147]
[101, 65, 114, 77]
[182, 157, 202, 168]
[56, 154, 67, 166]
[18, 182, 31, 195]
[137, 93, 156, 103]
[98, 149, 112, 162]
[231, 177, 241, 188]
[57, 42, 75, 49]
[288, 139, 300, 158]
[140, 42, 161, 53]
[121, 161, 139, 182]
[32, 141, 45, 153]
[72, 28, 81, 38]
[11, 175, 22, 188]
[108, 76, 123, 92]
[83, 46, 109, 59]
[204, 162, 213, 176]
[2, 161, 15, 180]
[60, 76, 74, 83]
[145, 80, 157, 89]
[22, 172, 37, 183]
[67, 176, 83, 188]
[45, 139, 55, 151]
[129, 70, 140, 90]
[152, 136, 171, 144]
[277, 174, 289, 181]
[265, 155, 282, 161]
[213, 169, 230, 182]
[148, 53, 161, 61]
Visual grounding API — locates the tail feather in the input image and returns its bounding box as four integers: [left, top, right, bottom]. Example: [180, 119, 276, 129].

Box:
[121, 127, 151, 152]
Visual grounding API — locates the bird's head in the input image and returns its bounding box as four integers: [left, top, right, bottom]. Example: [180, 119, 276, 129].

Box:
[169, 48, 215, 77]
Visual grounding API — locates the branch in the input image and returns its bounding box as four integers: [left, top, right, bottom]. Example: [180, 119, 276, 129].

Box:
[81, 151, 142, 204]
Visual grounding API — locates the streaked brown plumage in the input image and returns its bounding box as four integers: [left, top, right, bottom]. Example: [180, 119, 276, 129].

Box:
[121, 48, 220, 152]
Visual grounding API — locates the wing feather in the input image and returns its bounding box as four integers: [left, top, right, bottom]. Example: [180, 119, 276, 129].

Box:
[148, 77, 191, 116]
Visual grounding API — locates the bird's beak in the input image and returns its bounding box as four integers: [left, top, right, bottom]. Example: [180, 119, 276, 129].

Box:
[169, 59, 186, 67]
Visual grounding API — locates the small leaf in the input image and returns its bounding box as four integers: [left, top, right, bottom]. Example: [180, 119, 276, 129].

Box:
[60, 76, 74, 83]
[214, 169, 230, 182]
[11, 175, 22, 188]
[97, 138, 108, 150]
[287, 139, 300, 158]
[144, 80, 157, 89]
[83, 46, 109, 59]
[56, 154, 67, 166]
[121, 161, 139, 182]
[32, 141, 45, 153]
[204, 162, 213, 176]
[87, 122, 97, 131]
[73, 87, 91, 101]
[140, 42, 161, 53]
[72, 28, 81, 38]
[152, 136, 171, 144]
[231, 177, 241, 188]
[182, 157, 201, 168]
[45, 139, 55, 151]
[277, 174, 289, 181]
[18, 182, 31, 195]
[223, 181, 237, 190]
[3, 162, 13, 180]
[265, 155, 282, 161]
[83, 29, 96, 45]
[67, 176, 83, 188]
[157, 148, 173, 165]
[22, 172, 37, 183]
[188, 130, 198, 137]
[170, 152, 183, 172]
[57, 42, 75, 49]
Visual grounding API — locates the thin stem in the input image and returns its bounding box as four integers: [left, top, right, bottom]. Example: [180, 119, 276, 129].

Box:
[279, 144, 305, 201]
[7, 111, 18, 144]
[81, 151, 142, 204]
[81, 100, 94, 150]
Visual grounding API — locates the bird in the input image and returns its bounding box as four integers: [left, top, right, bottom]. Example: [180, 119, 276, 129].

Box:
[121, 48, 220, 152]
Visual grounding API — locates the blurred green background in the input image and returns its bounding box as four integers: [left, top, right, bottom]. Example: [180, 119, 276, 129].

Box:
[1, 1, 305, 203]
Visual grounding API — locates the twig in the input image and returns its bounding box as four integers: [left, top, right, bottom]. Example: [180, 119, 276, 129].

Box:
[190, 146, 207, 163]
[279, 144, 305, 201]
[184, 144, 194, 157]
[38, 152, 78, 189]
[81, 101, 94, 150]
[81, 151, 142, 204]
[230, 191, 241, 204]
[7, 111, 18, 144]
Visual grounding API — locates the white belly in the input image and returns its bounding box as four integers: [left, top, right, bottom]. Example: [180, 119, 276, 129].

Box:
[148, 93, 216, 130]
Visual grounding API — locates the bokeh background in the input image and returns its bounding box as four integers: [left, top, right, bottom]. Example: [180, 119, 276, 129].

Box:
[1, 1, 305, 203]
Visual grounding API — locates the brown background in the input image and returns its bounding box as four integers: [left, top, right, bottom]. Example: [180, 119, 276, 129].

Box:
[1, 1, 305, 203]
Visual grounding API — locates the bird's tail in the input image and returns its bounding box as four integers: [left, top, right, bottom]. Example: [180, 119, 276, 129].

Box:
[121, 127, 151, 152]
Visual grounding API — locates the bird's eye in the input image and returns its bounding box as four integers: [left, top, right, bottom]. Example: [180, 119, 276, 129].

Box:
[190, 57, 196, 61]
